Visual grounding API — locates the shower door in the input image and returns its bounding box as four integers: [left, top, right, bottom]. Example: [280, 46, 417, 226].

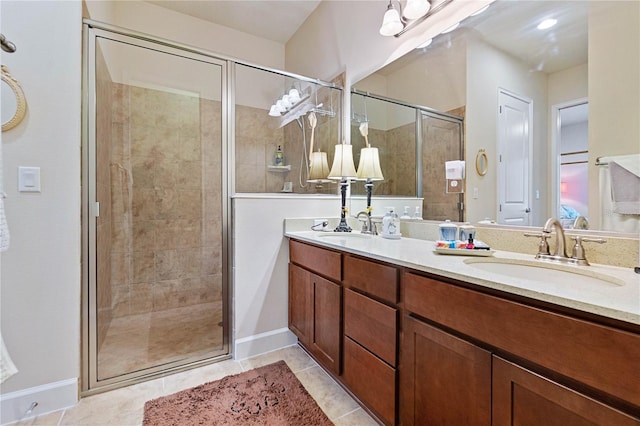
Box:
[420, 111, 464, 221]
[83, 26, 229, 392]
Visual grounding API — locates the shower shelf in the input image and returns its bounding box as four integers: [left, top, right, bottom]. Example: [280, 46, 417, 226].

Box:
[267, 165, 291, 172]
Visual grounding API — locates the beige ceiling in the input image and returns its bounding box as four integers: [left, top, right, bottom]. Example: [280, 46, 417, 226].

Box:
[146, 0, 322, 44]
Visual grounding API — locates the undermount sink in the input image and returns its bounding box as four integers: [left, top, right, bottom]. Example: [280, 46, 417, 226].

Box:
[463, 258, 625, 287]
[316, 232, 372, 240]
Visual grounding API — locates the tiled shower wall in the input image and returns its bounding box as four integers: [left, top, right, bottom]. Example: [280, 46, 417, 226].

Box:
[350, 109, 464, 221]
[235, 105, 339, 195]
[102, 84, 223, 328]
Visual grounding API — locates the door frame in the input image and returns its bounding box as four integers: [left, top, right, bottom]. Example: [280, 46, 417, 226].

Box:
[550, 97, 588, 223]
[81, 22, 231, 395]
[497, 88, 533, 226]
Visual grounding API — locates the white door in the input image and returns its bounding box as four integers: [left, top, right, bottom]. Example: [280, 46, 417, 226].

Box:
[497, 89, 532, 226]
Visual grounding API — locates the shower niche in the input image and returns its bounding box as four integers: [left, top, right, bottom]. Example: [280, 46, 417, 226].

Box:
[234, 64, 342, 194]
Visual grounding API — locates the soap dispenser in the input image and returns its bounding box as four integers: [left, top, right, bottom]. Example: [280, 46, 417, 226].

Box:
[274, 145, 285, 166]
[381, 207, 401, 239]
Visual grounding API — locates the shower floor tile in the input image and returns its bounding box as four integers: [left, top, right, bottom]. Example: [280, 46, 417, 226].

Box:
[97, 302, 224, 380]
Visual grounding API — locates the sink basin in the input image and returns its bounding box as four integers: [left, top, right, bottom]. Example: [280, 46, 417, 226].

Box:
[316, 232, 372, 240]
[463, 258, 625, 287]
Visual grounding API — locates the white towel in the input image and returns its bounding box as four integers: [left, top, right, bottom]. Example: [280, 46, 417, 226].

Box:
[1, 334, 18, 383]
[600, 166, 640, 233]
[0, 195, 9, 252]
[609, 156, 640, 215]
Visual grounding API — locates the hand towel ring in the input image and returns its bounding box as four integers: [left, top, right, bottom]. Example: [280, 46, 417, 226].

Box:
[2, 65, 27, 132]
[475, 149, 488, 176]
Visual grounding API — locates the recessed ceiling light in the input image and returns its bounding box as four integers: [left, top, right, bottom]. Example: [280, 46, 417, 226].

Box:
[441, 22, 459, 34]
[537, 18, 557, 30]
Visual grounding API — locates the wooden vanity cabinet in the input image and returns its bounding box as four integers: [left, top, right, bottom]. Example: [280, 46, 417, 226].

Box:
[343, 255, 399, 425]
[401, 271, 640, 425]
[400, 315, 492, 425]
[492, 356, 639, 426]
[288, 240, 342, 375]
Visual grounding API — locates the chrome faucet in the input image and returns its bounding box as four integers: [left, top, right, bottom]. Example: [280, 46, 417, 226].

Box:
[525, 217, 606, 266]
[572, 215, 589, 230]
[542, 217, 569, 259]
[356, 211, 376, 235]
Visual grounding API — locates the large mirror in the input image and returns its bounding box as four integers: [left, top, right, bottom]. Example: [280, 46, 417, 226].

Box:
[353, 0, 639, 234]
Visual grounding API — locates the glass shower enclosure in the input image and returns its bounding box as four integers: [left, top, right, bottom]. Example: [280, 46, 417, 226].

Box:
[82, 24, 229, 392]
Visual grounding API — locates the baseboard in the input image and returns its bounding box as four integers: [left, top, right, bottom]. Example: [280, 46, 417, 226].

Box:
[0, 378, 77, 425]
[234, 327, 297, 360]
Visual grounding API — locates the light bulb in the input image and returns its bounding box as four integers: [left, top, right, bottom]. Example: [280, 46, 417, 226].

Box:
[403, 0, 430, 20]
[379, 3, 403, 36]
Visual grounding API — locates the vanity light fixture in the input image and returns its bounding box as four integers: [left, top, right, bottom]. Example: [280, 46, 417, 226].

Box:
[268, 87, 304, 117]
[328, 143, 358, 232]
[380, 0, 454, 38]
[537, 18, 558, 30]
[404, 0, 431, 20]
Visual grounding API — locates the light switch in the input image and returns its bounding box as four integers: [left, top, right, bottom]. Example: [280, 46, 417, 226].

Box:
[18, 166, 41, 192]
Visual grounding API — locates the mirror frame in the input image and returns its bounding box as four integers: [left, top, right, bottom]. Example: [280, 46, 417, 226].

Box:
[475, 149, 488, 176]
[2, 65, 27, 132]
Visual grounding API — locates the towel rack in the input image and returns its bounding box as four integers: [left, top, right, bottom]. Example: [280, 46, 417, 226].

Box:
[1, 34, 16, 53]
[595, 157, 608, 166]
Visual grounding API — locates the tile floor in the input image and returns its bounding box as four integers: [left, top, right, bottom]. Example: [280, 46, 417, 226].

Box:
[11, 345, 378, 426]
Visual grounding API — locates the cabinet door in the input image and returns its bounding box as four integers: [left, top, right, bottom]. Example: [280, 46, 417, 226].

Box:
[400, 316, 491, 426]
[310, 273, 341, 375]
[493, 356, 640, 426]
[289, 263, 311, 347]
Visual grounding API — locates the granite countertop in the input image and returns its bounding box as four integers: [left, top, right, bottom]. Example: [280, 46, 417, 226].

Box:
[285, 230, 640, 326]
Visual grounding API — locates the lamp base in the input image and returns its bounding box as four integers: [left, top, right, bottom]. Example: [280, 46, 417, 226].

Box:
[334, 178, 352, 232]
[334, 219, 352, 232]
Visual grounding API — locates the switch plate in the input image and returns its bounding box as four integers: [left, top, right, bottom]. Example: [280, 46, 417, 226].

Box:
[473, 187, 479, 199]
[18, 166, 41, 192]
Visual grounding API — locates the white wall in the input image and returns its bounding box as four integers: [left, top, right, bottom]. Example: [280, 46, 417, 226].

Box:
[0, 1, 82, 422]
[286, 0, 493, 143]
[588, 1, 640, 228]
[232, 196, 341, 359]
[465, 36, 548, 226]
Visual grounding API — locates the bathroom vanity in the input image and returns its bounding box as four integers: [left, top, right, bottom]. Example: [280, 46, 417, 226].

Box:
[286, 231, 640, 425]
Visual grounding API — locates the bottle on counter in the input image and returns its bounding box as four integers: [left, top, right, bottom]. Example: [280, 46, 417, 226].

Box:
[381, 207, 401, 239]
[400, 206, 412, 219]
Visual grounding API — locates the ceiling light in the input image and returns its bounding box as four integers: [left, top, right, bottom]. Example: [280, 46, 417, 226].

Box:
[268, 105, 281, 117]
[403, 0, 431, 20]
[441, 22, 459, 34]
[379, 1, 403, 36]
[416, 38, 432, 49]
[379, 0, 453, 38]
[537, 18, 557, 30]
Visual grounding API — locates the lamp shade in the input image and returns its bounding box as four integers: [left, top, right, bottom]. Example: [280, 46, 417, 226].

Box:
[403, 0, 430, 20]
[379, 3, 403, 36]
[357, 147, 384, 181]
[308, 151, 331, 182]
[328, 144, 358, 179]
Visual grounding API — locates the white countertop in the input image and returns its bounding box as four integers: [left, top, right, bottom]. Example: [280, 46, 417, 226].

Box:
[285, 230, 640, 326]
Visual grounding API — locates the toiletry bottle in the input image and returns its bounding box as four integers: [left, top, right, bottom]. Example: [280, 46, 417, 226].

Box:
[275, 145, 284, 166]
[382, 207, 400, 238]
[401, 206, 411, 219]
[414, 206, 422, 220]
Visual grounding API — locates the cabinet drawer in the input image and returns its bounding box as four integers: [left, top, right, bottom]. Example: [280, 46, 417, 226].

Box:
[404, 272, 640, 407]
[344, 288, 397, 366]
[289, 239, 341, 282]
[343, 255, 398, 303]
[343, 337, 396, 426]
